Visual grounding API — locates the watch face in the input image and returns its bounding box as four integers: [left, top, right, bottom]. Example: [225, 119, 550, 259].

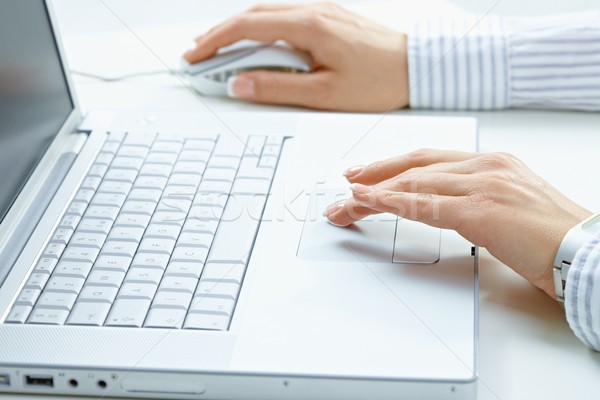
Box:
[582, 214, 600, 235]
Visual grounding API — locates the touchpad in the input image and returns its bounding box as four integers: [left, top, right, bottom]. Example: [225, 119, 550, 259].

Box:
[296, 190, 440, 264]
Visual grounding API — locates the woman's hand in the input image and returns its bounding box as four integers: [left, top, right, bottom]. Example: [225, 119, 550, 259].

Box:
[184, 2, 409, 112]
[324, 150, 592, 298]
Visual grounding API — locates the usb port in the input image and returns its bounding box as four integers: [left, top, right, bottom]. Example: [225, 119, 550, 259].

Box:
[25, 375, 53, 387]
[0, 374, 10, 386]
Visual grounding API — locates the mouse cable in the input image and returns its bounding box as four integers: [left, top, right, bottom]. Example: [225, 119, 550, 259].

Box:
[70, 69, 182, 82]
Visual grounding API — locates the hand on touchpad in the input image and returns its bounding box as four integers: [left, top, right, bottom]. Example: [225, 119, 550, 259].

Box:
[296, 190, 440, 264]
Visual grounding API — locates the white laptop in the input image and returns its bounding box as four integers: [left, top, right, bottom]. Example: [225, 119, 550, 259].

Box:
[0, 1, 479, 399]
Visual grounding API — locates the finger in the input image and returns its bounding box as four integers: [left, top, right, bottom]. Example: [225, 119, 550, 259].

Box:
[248, 3, 301, 12]
[184, 10, 317, 63]
[329, 187, 466, 229]
[370, 172, 475, 197]
[344, 149, 478, 185]
[227, 70, 332, 109]
[324, 198, 382, 227]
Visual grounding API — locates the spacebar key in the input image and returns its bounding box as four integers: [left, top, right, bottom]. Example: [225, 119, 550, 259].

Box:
[207, 194, 266, 264]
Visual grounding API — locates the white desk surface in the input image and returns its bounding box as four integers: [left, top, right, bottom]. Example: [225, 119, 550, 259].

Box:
[5, 0, 600, 399]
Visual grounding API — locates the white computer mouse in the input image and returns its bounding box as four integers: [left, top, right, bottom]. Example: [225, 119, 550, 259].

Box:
[181, 41, 313, 96]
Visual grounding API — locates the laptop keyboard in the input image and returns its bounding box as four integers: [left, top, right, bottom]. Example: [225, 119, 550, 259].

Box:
[5, 132, 283, 330]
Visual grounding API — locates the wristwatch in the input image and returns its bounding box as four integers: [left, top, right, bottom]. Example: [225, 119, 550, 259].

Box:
[553, 212, 600, 303]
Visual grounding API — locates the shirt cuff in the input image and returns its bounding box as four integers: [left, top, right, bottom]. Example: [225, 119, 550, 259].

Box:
[565, 231, 600, 351]
[407, 15, 509, 110]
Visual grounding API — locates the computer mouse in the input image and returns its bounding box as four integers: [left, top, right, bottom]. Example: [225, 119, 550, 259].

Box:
[181, 41, 312, 96]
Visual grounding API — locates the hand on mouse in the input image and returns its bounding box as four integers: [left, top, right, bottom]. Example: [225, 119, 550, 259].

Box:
[184, 2, 409, 112]
[324, 149, 592, 298]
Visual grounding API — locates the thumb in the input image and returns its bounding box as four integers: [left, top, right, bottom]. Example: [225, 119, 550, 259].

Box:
[226, 71, 330, 109]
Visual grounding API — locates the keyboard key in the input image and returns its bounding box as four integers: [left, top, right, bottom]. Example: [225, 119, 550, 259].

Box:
[139, 164, 173, 178]
[128, 188, 162, 203]
[152, 291, 193, 310]
[165, 262, 204, 279]
[195, 281, 240, 300]
[105, 299, 151, 327]
[189, 297, 235, 316]
[50, 228, 74, 245]
[45, 276, 85, 294]
[34, 257, 58, 275]
[43, 242, 66, 259]
[122, 200, 157, 216]
[107, 131, 126, 143]
[231, 178, 271, 195]
[73, 188, 96, 204]
[213, 136, 244, 158]
[139, 238, 176, 255]
[159, 276, 198, 294]
[125, 268, 164, 285]
[58, 214, 81, 230]
[28, 308, 69, 325]
[117, 283, 158, 300]
[188, 205, 223, 221]
[244, 136, 266, 157]
[77, 218, 112, 235]
[202, 168, 236, 183]
[97, 181, 133, 195]
[178, 150, 211, 162]
[100, 241, 139, 258]
[236, 157, 274, 181]
[114, 213, 151, 228]
[201, 263, 246, 284]
[171, 247, 208, 264]
[151, 141, 182, 154]
[36, 292, 78, 310]
[65, 201, 87, 217]
[168, 173, 201, 187]
[258, 155, 278, 169]
[5, 305, 32, 324]
[84, 205, 120, 221]
[207, 194, 266, 263]
[145, 152, 178, 165]
[207, 156, 239, 170]
[94, 152, 114, 166]
[69, 232, 106, 249]
[265, 135, 284, 146]
[107, 227, 145, 243]
[144, 308, 187, 328]
[80, 176, 102, 191]
[67, 302, 111, 326]
[171, 161, 206, 176]
[184, 313, 229, 331]
[134, 176, 168, 190]
[53, 261, 93, 279]
[182, 219, 219, 235]
[193, 192, 228, 208]
[15, 288, 41, 307]
[162, 185, 196, 201]
[156, 198, 192, 214]
[177, 232, 213, 249]
[131, 253, 170, 270]
[61, 246, 100, 263]
[151, 211, 187, 226]
[91, 192, 127, 208]
[111, 156, 144, 170]
[24, 273, 50, 291]
[123, 132, 156, 147]
[261, 144, 281, 157]
[101, 141, 120, 154]
[78, 286, 118, 303]
[86, 270, 125, 288]
[144, 224, 181, 240]
[87, 163, 108, 178]
[197, 180, 232, 194]
[117, 145, 148, 158]
[94, 255, 132, 272]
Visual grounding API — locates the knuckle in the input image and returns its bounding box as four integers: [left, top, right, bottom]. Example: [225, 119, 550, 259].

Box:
[248, 3, 267, 12]
[408, 148, 433, 164]
[478, 152, 516, 169]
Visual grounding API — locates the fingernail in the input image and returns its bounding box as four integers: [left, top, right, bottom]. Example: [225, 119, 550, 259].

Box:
[343, 165, 365, 178]
[323, 201, 345, 217]
[227, 76, 255, 99]
[350, 183, 373, 195]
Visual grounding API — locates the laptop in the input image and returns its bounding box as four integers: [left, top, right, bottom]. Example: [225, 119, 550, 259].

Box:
[0, 1, 479, 399]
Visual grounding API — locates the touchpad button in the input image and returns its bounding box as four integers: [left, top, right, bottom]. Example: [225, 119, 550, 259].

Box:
[393, 219, 440, 264]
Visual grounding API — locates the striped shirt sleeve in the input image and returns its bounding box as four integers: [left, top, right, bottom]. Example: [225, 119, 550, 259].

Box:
[565, 231, 600, 351]
[407, 11, 600, 111]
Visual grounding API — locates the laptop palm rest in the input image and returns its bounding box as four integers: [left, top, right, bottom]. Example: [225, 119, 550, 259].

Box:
[296, 190, 440, 264]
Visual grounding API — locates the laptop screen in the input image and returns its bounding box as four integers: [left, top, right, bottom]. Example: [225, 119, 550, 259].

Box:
[0, 0, 74, 224]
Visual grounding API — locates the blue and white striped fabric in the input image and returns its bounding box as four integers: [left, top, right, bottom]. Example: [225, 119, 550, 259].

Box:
[408, 11, 600, 111]
[566, 232, 600, 351]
